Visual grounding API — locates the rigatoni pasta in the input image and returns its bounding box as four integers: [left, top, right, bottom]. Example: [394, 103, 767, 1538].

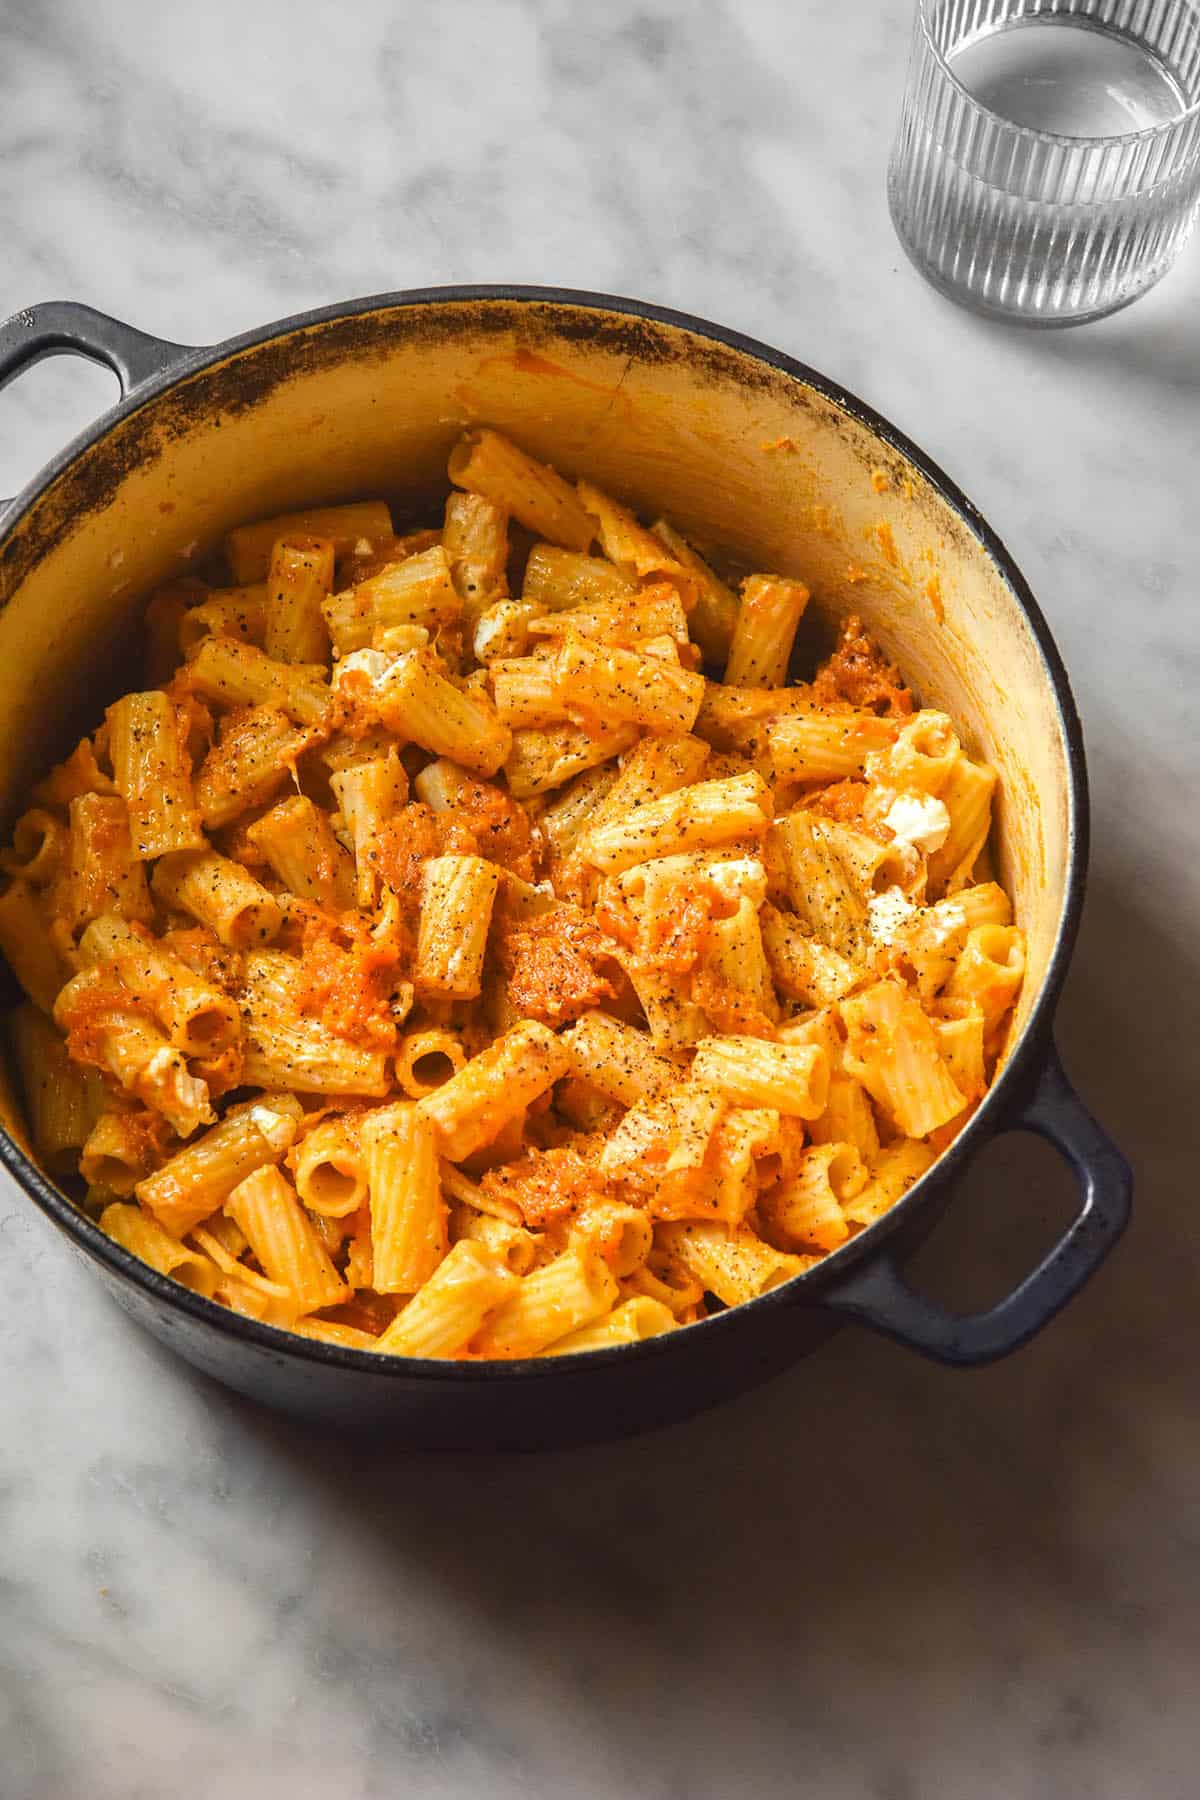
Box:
[264, 537, 334, 666]
[361, 1102, 447, 1293]
[0, 428, 1024, 1359]
[724, 574, 810, 688]
[322, 545, 460, 654]
[107, 691, 206, 860]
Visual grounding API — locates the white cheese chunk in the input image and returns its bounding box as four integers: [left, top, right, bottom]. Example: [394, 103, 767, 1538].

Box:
[332, 648, 394, 692]
[473, 601, 536, 664]
[867, 885, 918, 945]
[247, 1104, 298, 1154]
[883, 792, 951, 855]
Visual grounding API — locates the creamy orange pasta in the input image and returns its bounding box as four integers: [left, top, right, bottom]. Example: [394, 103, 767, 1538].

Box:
[0, 430, 1024, 1357]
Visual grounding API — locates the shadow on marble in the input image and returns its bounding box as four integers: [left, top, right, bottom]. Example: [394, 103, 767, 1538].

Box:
[951, 232, 1200, 398]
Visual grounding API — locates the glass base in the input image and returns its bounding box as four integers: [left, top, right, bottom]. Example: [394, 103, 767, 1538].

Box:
[890, 199, 1182, 327]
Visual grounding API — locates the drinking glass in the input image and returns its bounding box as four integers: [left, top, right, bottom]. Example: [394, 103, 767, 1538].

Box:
[889, 0, 1200, 324]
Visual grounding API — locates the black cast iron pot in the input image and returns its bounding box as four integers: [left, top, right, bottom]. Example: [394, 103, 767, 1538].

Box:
[0, 288, 1131, 1449]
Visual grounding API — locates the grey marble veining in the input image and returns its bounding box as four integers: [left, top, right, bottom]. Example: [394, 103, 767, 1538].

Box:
[1, 1, 1198, 1795]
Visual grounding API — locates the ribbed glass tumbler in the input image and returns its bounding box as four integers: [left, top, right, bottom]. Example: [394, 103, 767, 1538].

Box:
[889, 0, 1200, 324]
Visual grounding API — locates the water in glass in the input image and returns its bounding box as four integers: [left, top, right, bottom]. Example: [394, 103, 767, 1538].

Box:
[889, 1, 1200, 325]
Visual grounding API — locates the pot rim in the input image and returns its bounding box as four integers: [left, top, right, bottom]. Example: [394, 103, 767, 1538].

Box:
[0, 284, 1088, 1380]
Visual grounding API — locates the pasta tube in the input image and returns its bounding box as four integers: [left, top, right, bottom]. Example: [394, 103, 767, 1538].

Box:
[545, 1295, 676, 1354]
[418, 1021, 570, 1161]
[568, 1199, 653, 1277]
[287, 1317, 377, 1346]
[561, 1009, 678, 1107]
[80, 1109, 160, 1197]
[264, 537, 334, 665]
[759, 1143, 868, 1252]
[322, 546, 461, 654]
[575, 480, 681, 580]
[724, 574, 810, 688]
[245, 795, 356, 911]
[945, 924, 1025, 1030]
[184, 636, 330, 727]
[769, 709, 897, 782]
[932, 1003, 988, 1103]
[759, 903, 860, 1006]
[522, 544, 635, 609]
[808, 1072, 881, 1160]
[394, 1028, 468, 1098]
[842, 1138, 937, 1228]
[656, 1221, 810, 1305]
[291, 1318, 380, 1350]
[505, 722, 638, 798]
[78, 914, 239, 1057]
[0, 808, 66, 888]
[651, 521, 740, 665]
[194, 706, 313, 830]
[225, 1166, 347, 1312]
[840, 979, 967, 1138]
[373, 1239, 517, 1357]
[442, 491, 509, 617]
[489, 656, 565, 730]
[626, 964, 710, 1053]
[291, 1115, 367, 1218]
[177, 585, 268, 656]
[539, 764, 622, 858]
[871, 709, 960, 795]
[361, 1102, 448, 1294]
[573, 732, 710, 863]
[766, 811, 868, 958]
[107, 691, 205, 859]
[225, 500, 393, 583]
[8, 1002, 103, 1176]
[239, 952, 392, 1095]
[372, 650, 511, 777]
[581, 770, 771, 874]
[448, 1203, 538, 1275]
[151, 849, 281, 948]
[0, 880, 73, 1013]
[552, 636, 705, 735]
[472, 1247, 618, 1356]
[135, 1096, 300, 1236]
[926, 756, 998, 896]
[702, 898, 777, 1027]
[449, 429, 595, 551]
[414, 855, 501, 1000]
[329, 751, 408, 906]
[820, 818, 916, 898]
[62, 794, 154, 930]
[53, 966, 213, 1139]
[473, 601, 536, 663]
[691, 1035, 829, 1119]
[100, 1203, 219, 1298]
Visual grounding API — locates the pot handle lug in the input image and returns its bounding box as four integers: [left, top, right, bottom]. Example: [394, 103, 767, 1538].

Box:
[811, 1043, 1131, 1366]
[0, 301, 196, 514]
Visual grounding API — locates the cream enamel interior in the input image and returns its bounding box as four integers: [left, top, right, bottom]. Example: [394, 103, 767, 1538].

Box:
[0, 298, 1071, 1156]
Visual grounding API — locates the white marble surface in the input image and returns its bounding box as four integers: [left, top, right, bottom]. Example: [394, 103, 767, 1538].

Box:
[1, 1, 1198, 1795]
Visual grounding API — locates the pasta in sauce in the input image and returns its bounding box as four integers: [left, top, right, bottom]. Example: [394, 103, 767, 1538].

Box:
[0, 429, 1024, 1358]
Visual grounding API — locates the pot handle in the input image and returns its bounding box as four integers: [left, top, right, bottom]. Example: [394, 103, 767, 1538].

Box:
[812, 1042, 1131, 1366]
[0, 301, 196, 512]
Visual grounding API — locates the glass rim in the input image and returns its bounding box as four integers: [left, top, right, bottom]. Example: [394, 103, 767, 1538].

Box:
[916, 0, 1200, 148]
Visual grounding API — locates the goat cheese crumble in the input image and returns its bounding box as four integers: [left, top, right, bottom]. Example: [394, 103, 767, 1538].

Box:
[883, 792, 951, 855]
